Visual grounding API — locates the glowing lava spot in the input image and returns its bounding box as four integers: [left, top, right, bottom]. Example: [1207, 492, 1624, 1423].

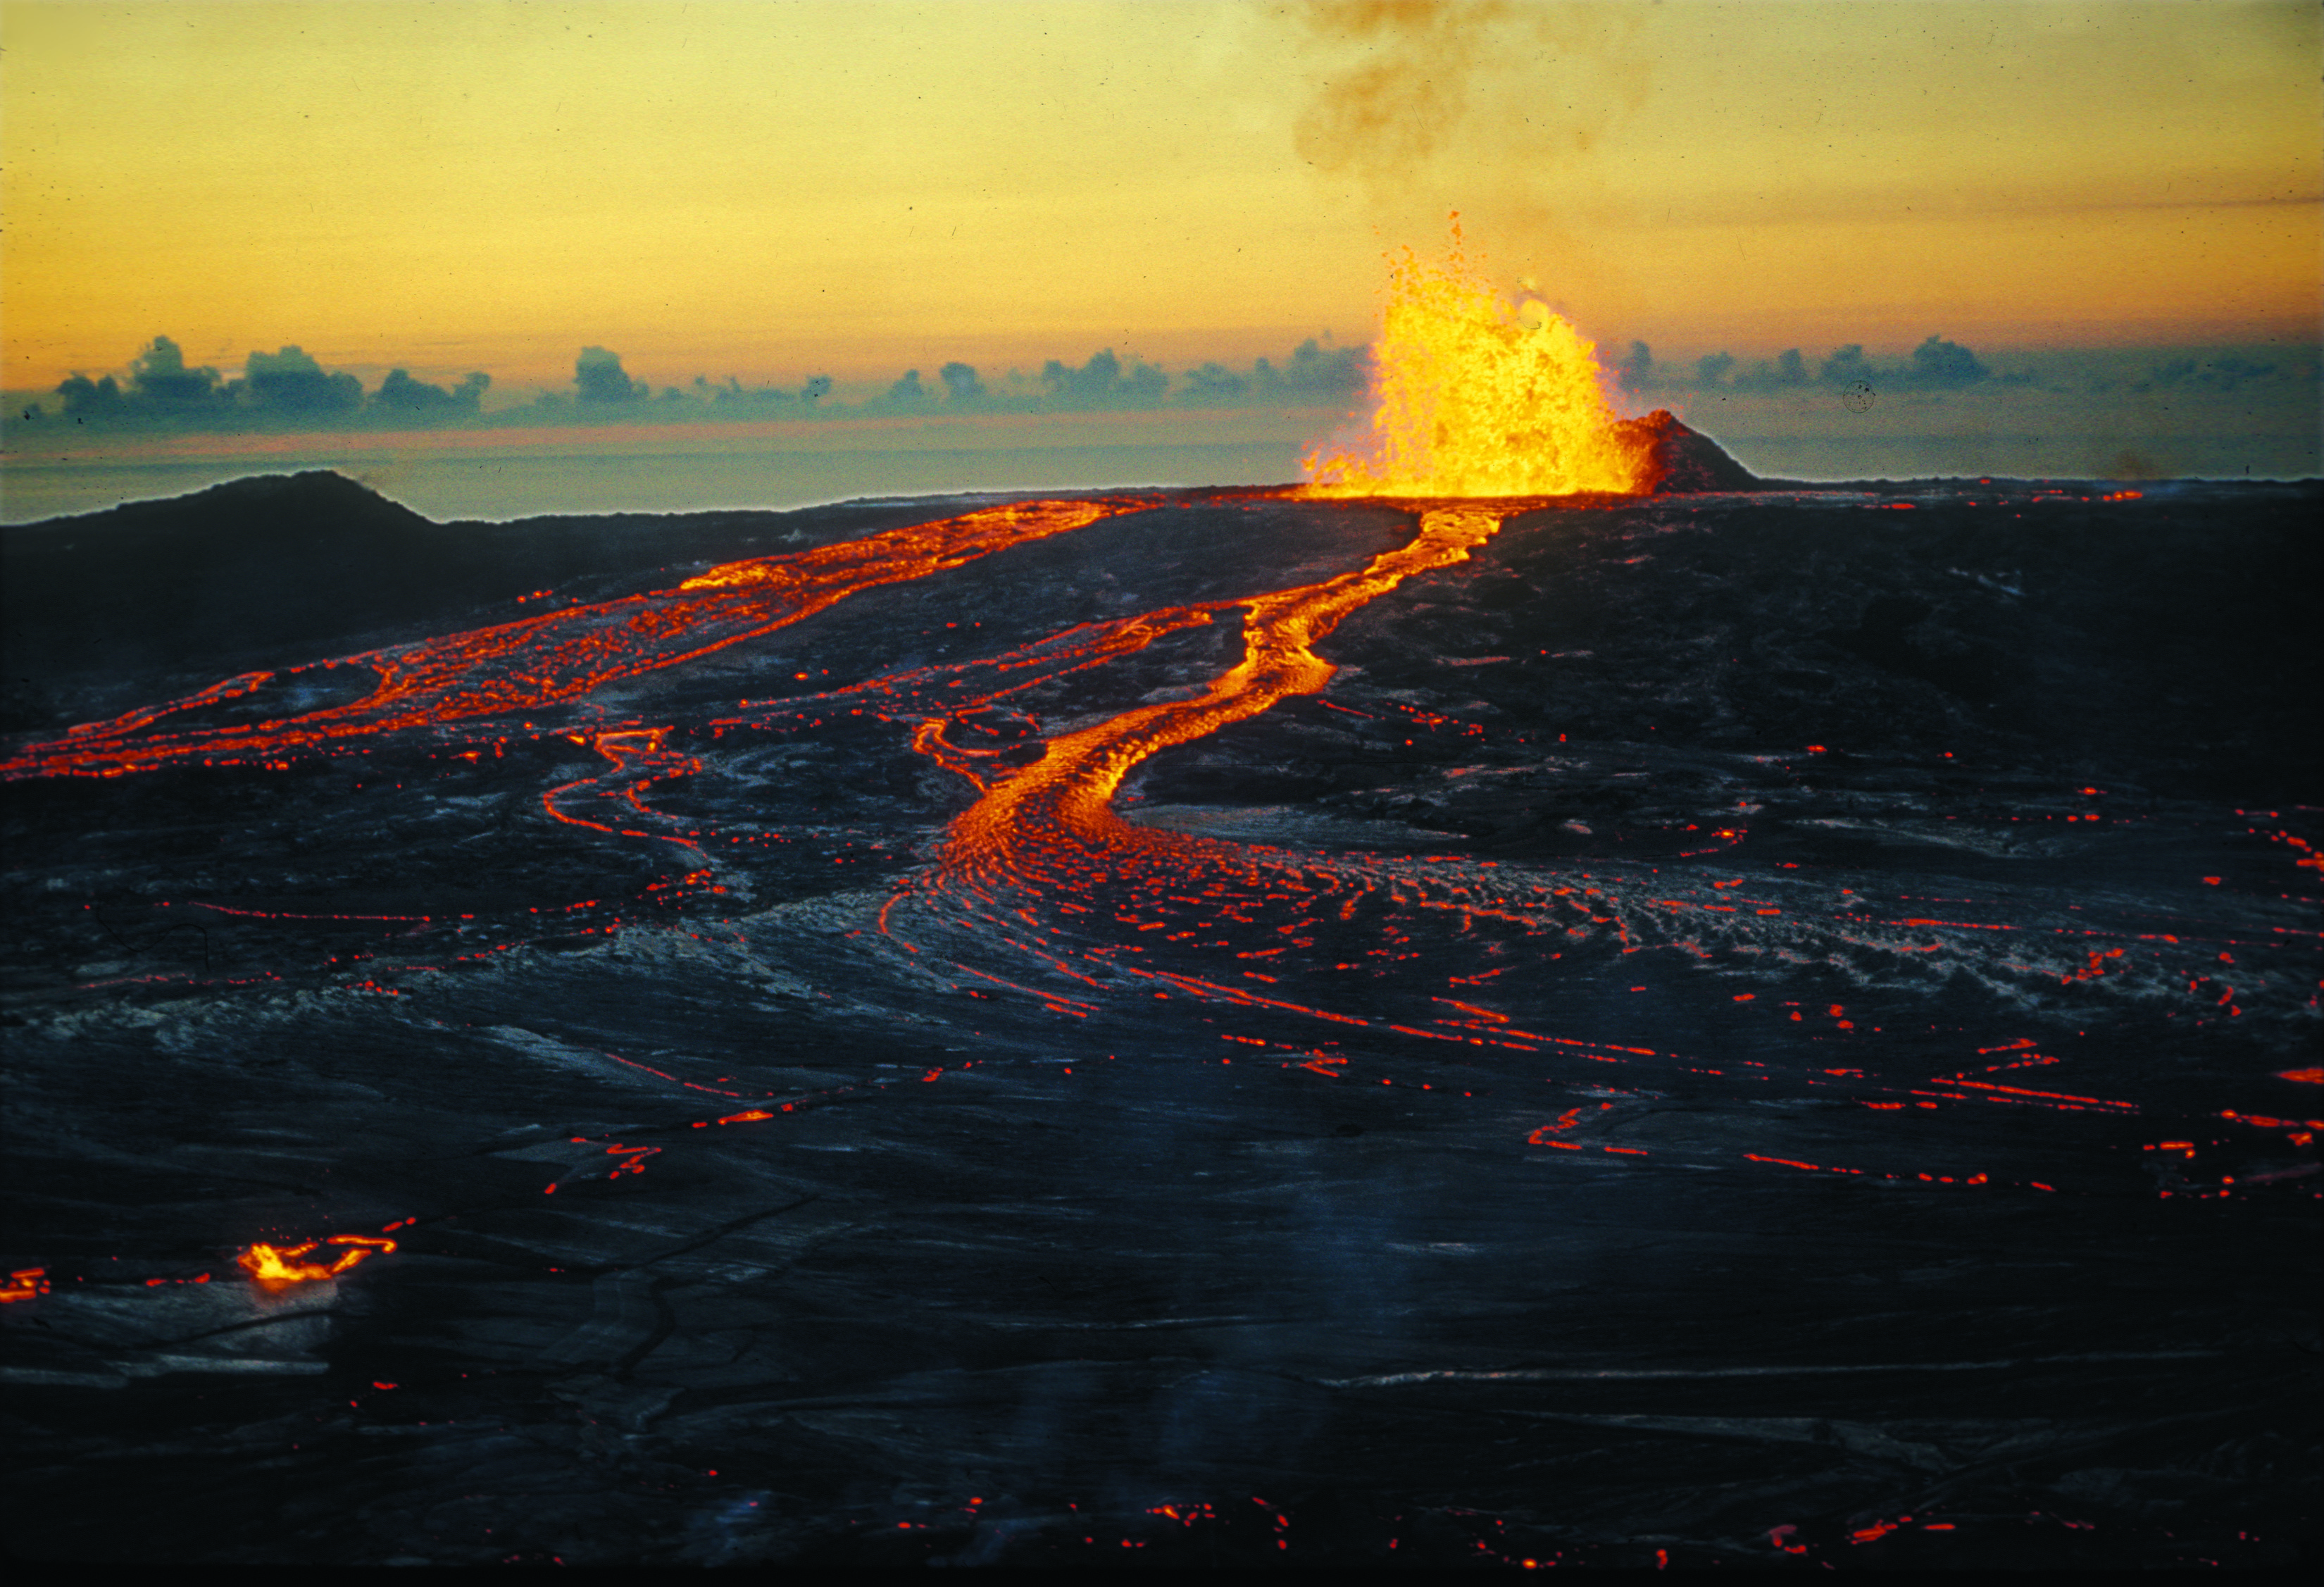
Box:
[1302, 221, 1654, 498]
[235, 1234, 396, 1286]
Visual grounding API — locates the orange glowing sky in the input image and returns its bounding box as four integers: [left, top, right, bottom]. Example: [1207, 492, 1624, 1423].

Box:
[4, 1, 2317, 390]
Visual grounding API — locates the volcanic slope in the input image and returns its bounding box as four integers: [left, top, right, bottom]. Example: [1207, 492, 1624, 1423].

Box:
[1, 473, 2316, 1570]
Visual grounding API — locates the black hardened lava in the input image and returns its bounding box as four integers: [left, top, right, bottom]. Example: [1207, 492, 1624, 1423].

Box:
[3, 472, 2316, 1568]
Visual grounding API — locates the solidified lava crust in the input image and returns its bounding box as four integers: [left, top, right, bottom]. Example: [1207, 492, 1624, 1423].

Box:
[1, 471, 2317, 1569]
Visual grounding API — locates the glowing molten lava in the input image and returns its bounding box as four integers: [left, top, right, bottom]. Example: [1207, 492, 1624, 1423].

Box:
[1303, 227, 1654, 498]
[940, 506, 1511, 890]
[1, 498, 1147, 783]
[236, 1234, 396, 1286]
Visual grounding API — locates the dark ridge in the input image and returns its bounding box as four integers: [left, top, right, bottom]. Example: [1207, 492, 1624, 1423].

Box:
[0, 471, 1052, 708]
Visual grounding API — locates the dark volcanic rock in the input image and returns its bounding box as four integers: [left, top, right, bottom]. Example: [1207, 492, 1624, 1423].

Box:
[0, 473, 1183, 744]
[0, 471, 1101, 708]
[1616, 407, 1762, 492]
[4, 471, 467, 685]
[1, 475, 2316, 1570]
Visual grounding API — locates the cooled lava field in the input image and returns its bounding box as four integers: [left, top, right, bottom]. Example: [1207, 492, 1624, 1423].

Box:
[3, 468, 2318, 1568]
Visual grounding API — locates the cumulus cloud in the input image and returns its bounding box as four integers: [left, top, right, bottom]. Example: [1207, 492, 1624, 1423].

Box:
[243, 346, 365, 414]
[135, 336, 226, 406]
[1612, 337, 2010, 394]
[53, 372, 127, 417]
[373, 368, 489, 418]
[1258, 338, 1365, 399]
[1819, 344, 1876, 387]
[939, 362, 986, 402]
[1168, 340, 1363, 408]
[1041, 349, 1168, 409]
[1906, 335, 1989, 389]
[1180, 361, 1250, 402]
[575, 346, 645, 404]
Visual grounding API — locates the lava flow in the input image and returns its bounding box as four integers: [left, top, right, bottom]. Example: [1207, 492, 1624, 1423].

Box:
[1, 497, 1149, 783]
[932, 504, 1513, 896]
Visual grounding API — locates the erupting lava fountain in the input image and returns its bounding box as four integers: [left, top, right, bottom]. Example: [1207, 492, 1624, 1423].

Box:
[1301, 223, 1751, 500]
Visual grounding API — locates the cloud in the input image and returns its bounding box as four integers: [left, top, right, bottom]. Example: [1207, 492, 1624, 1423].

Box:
[1257, 338, 1365, 399]
[1041, 349, 1168, 409]
[1617, 338, 2005, 394]
[373, 368, 489, 418]
[1168, 340, 1364, 409]
[1718, 349, 1812, 393]
[1906, 336, 1989, 390]
[939, 362, 986, 402]
[575, 346, 645, 404]
[1818, 344, 1875, 387]
[244, 346, 364, 414]
[53, 336, 227, 417]
[134, 336, 226, 406]
[1180, 361, 1249, 402]
[54, 372, 127, 417]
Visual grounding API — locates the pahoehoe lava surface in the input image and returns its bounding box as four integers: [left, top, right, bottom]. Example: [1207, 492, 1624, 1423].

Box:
[2, 471, 2317, 1569]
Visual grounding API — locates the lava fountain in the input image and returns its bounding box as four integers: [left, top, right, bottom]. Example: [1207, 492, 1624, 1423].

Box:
[1301, 222, 1658, 498]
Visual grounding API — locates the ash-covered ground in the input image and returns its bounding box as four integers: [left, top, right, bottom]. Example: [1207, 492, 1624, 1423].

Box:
[3, 470, 2317, 1568]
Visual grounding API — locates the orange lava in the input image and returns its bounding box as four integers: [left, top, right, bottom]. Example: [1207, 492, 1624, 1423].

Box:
[1, 498, 1148, 783]
[1302, 224, 1654, 499]
[937, 505, 1511, 890]
[235, 1233, 396, 1286]
[0, 1267, 50, 1303]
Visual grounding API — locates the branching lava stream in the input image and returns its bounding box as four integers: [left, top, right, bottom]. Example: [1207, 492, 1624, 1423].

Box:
[1, 497, 1147, 783]
[937, 504, 1510, 889]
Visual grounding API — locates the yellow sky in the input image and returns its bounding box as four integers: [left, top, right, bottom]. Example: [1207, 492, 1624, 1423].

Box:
[4, 0, 2316, 390]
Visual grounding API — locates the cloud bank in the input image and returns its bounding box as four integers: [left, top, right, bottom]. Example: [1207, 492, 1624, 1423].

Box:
[18, 331, 2313, 442]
